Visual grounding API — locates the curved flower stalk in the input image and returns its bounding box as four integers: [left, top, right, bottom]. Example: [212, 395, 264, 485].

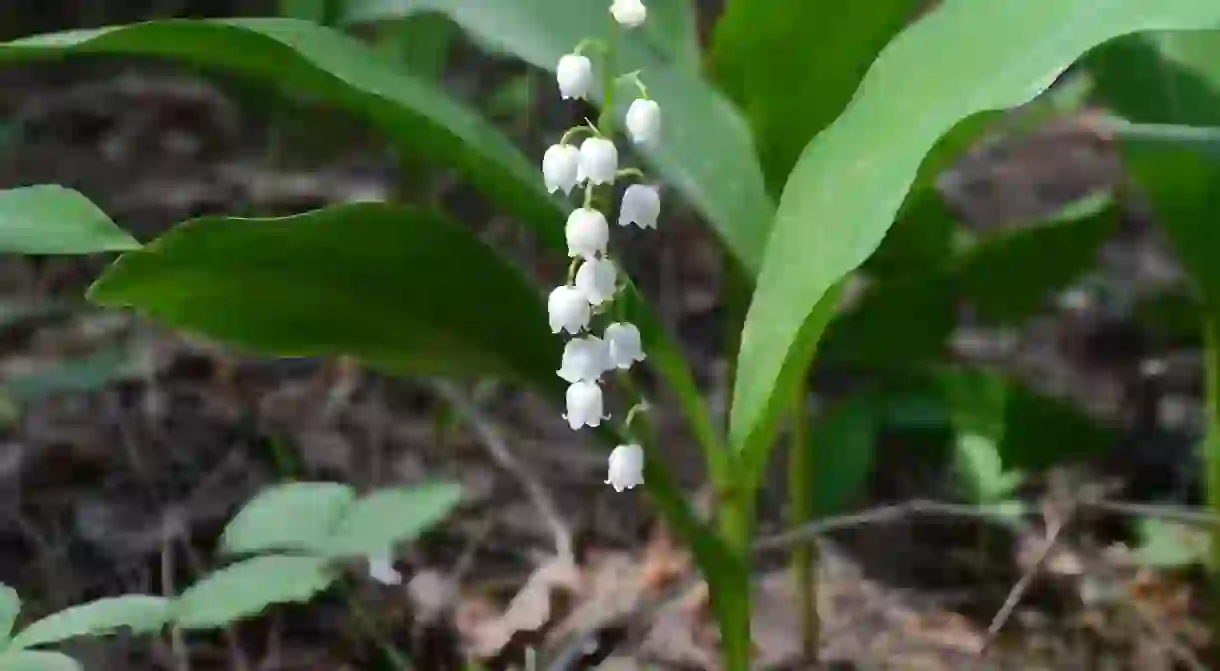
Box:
[543, 0, 661, 491]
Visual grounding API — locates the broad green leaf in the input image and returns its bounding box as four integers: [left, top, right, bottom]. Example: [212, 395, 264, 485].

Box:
[342, 0, 773, 271]
[953, 433, 1022, 503]
[324, 482, 462, 557]
[806, 396, 880, 517]
[372, 12, 457, 79]
[1136, 518, 1208, 568]
[8, 596, 169, 651]
[0, 651, 81, 671]
[221, 482, 356, 555]
[0, 583, 19, 644]
[730, 0, 1220, 484]
[957, 193, 1117, 325]
[819, 273, 955, 369]
[88, 204, 561, 393]
[1, 19, 559, 251]
[710, 0, 919, 194]
[174, 555, 333, 630]
[1088, 32, 1220, 127]
[864, 189, 958, 284]
[0, 186, 137, 255]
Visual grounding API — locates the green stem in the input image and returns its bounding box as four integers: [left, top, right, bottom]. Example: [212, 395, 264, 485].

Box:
[788, 377, 818, 661]
[715, 484, 754, 671]
[1204, 317, 1220, 580]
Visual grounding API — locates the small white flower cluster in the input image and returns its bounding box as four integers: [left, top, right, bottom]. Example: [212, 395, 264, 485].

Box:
[543, 0, 659, 493]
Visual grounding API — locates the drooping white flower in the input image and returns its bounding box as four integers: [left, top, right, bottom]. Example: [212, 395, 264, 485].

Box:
[625, 99, 661, 146]
[618, 184, 660, 229]
[574, 256, 618, 305]
[566, 208, 609, 260]
[578, 137, 618, 185]
[605, 443, 644, 492]
[548, 285, 591, 334]
[368, 555, 403, 585]
[556, 54, 594, 100]
[610, 0, 647, 28]
[557, 336, 610, 383]
[564, 380, 605, 429]
[542, 144, 580, 195]
[605, 322, 646, 369]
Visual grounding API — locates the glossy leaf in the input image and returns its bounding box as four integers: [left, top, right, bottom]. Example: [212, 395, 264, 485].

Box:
[730, 0, 1220, 483]
[0, 651, 81, 671]
[221, 482, 356, 555]
[0, 186, 137, 255]
[88, 204, 562, 394]
[710, 0, 918, 194]
[174, 555, 333, 629]
[8, 596, 169, 650]
[342, 0, 773, 271]
[324, 482, 462, 557]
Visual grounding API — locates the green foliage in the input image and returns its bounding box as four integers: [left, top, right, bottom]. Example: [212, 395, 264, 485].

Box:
[1136, 519, 1209, 568]
[324, 482, 463, 556]
[173, 555, 334, 630]
[88, 204, 562, 394]
[0, 186, 137, 255]
[7, 597, 169, 651]
[4, 348, 137, 403]
[221, 482, 357, 555]
[0, 651, 82, 671]
[805, 396, 881, 517]
[730, 1, 1220, 492]
[0, 585, 19, 645]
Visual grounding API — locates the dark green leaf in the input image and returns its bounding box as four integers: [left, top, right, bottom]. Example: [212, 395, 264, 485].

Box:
[710, 0, 919, 194]
[88, 204, 562, 394]
[5, 348, 136, 402]
[730, 1, 1220, 484]
[820, 273, 956, 369]
[0, 186, 137, 255]
[806, 396, 881, 517]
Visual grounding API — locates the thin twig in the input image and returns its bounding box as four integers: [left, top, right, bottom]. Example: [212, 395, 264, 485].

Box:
[433, 380, 575, 564]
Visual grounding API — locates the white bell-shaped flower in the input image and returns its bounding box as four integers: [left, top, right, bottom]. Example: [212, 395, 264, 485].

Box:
[556, 54, 594, 100]
[557, 336, 610, 383]
[618, 184, 660, 229]
[578, 137, 618, 185]
[610, 0, 647, 28]
[625, 99, 661, 146]
[564, 380, 605, 429]
[565, 208, 609, 260]
[574, 257, 618, 305]
[605, 444, 645, 492]
[368, 555, 403, 585]
[548, 285, 591, 335]
[542, 144, 580, 195]
[605, 321, 646, 369]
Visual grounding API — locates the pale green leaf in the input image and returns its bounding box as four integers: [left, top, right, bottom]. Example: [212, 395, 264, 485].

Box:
[1136, 518, 1208, 568]
[0, 583, 19, 645]
[0, 186, 137, 255]
[0, 651, 81, 671]
[173, 556, 333, 630]
[324, 482, 462, 557]
[730, 0, 1220, 483]
[8, 596, 169, 651]
[221, 482, 356, 555]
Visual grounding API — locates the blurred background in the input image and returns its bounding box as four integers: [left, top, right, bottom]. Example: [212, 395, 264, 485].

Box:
[0, 1, 1214, 669]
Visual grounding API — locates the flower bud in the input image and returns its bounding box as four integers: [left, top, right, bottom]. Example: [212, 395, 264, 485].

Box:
[625, 98, 661, 146]
[548, 285, 591, 335]
[605, 444, 644, 492]
[565, 207, 609, 260]
[605, 322, 646, 369]
[618, 184, 660, 229]
[557, 335, 610, 383]
[578, 137, 618, 185]
[564, 380, 605, 429]
[574, 257, 618, 305]
[542, 144, 580, 195]
[610, 0, 647, 28]
[556, 54, 594, 100]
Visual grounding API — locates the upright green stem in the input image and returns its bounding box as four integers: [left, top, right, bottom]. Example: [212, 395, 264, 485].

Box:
[715, 488, 754, 671]
[787, 377, 818, 661]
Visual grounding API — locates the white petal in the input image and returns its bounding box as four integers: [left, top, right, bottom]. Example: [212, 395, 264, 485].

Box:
[556, 54, 594, 100]
[574, 257, 618, 305]
[565, 208, 610, 260]
[368, 555, 403, 585]
[578, 138, 619, 185]
[543, 144, 580, 195]
[625, 99, 661, 146]
[565, 380, 604, 429]
[618, 184, 660, 229]
[610, 0, 646, 27]
[557, 336, 610, 383]
[548, 285, 591, 334]
[605, 443, 644, 491]
[605, 322, 646, 369]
